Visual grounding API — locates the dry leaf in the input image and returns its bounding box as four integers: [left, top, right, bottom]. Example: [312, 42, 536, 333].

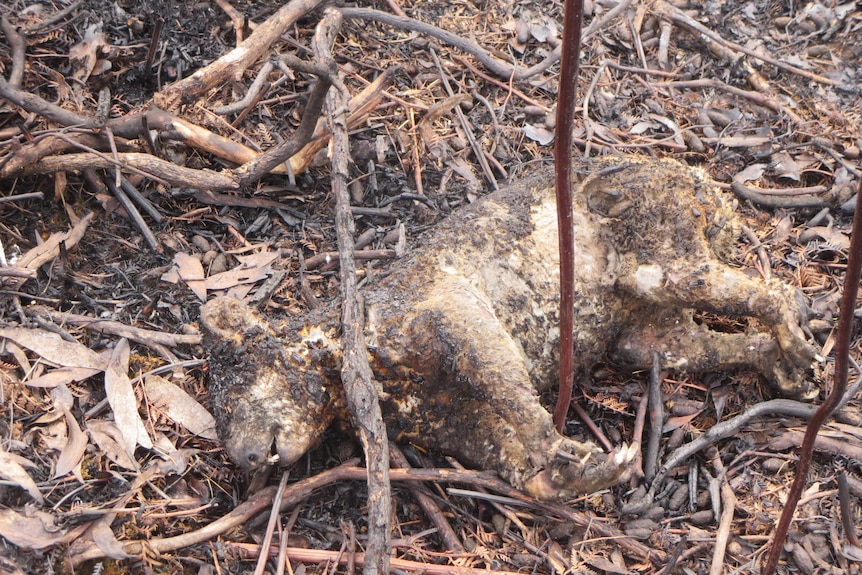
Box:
[4, 341, 31, 373]
[587, 556, 632, 575]
[0, 328, 104, 369]
[91, 519, 130, 560]
[523, 124, 554, 145]
[54, 407, 88, 480]
[663, 409, 703, 433]
[68, 23, 106, 84]
[0, 447, 43, 504]
[144, 374, 218, 440]
[0, 509, 65, 549]
[104, 339, 152, 454]
[841, 544, 862, 562]
[205, 251, 279, 291]
[151, 431, 197, 475]
[734, 163, 767, 183]
[86, 420, 139, 471]
[801, 226, 851, 250]
[172, 252, 207, 301]
[23, 367, 102, 388]
[771, 151, 801, 181]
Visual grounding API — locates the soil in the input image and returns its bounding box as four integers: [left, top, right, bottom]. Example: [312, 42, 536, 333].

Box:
[0, 0, 861, 574]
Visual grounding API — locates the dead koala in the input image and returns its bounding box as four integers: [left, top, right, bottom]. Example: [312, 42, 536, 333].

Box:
[200, 156, 818, 499]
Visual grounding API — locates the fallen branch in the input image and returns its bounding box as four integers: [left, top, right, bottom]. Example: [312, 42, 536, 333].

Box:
[233, 543, 522, 575]
[23, 307, 201, 348]
[69, 463, 661, 565]
[0, 131, 139, 179]
[0, 76, 145, 138]
[19, 152, 239, 190]
[315, 8, 392, 574]
[731, 180, 827, 209]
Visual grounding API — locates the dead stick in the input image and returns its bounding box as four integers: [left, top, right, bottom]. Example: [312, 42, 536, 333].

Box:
[315, 8, 392, 575]
[709, 472, 736, 575]
[622, 372, 862, 515]
[731, 180, 826, 209]
[25, 306, 202, 348]
[232, 543, 524, 575]
[120, 177, 164, 223]
[645, 353, 663, 483]
[235, 71, 331, 183]
[390, 446, 465, 553]
[0, 192, 43, 203]
[1, 16, 26, 89]
[340, 2, 631, 82]
[20, 152, 239, 190]
[837, 471, 861, 548]
[105, 177, 160, 251]
[0, 77, 146, 139]
[68, 464, 659, 564]
[656, 79, 804, 124]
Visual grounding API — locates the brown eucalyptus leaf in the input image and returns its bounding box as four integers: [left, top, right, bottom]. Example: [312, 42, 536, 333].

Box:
[0, 509, 64, 550]
[104, 339, 152, 453]
[86, 420, 139, 471]
[0, 328, 103, 369]
[0, 448, 43, 503]
[91, 519, 131, 560]
[68, 23, 105, 84]
[771, 150, 801, 181]
[144, 374, 218, 440]
[54, 407, 88, 480]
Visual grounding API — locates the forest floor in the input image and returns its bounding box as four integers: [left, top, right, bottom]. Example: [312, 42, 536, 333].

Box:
[1, 0, 861, 573]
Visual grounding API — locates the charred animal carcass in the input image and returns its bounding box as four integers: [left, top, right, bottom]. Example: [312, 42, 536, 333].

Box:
[200, 156, 818, 499]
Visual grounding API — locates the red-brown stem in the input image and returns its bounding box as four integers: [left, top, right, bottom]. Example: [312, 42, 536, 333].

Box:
[552, 0, 584, 431]
[762, 176, 862, 574]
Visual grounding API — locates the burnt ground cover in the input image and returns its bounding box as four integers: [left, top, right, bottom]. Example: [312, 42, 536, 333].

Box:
[0, 0, 861, 573]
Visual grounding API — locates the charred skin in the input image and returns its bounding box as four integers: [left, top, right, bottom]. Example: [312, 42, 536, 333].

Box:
[200, 156, 818, 499]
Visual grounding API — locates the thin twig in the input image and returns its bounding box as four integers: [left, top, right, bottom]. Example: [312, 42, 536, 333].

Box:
[390, 446, 464, 553]
[428, 48, 497, 189]
[23, 0, 82, 33]
[213, 61, 274, 115]
[645, 353, 663, 482]
[732, 180, 826, 209]
[0, 192, 43, 203]
[104, 177, 161, 252]
[253, 471, 289, 575]
[711, 474, 737, 575]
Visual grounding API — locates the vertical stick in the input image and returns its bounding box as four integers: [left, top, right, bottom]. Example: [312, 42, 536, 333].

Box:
[314, 9, 392, 574]
[552, 0, 584, 431]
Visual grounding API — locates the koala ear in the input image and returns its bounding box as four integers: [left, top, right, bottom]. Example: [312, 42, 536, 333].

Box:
[583, 163, 637, 218]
